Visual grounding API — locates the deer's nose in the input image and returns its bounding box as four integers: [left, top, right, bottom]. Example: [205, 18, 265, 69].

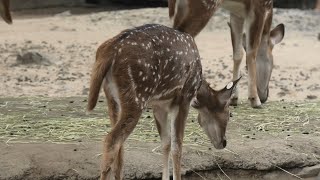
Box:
[222, 140, 227, 148]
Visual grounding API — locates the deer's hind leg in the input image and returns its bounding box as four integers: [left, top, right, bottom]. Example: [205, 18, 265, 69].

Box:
[229, 14, 245, 106]
[101, 85, 142, 180]
[153, 105, 170, 180]
[171, 101, 189, 180]
[100, 101, 141, 180]
[102, 84, 124, 180]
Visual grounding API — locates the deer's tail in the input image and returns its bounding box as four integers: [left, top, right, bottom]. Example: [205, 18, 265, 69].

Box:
[87, 39, 115, 111]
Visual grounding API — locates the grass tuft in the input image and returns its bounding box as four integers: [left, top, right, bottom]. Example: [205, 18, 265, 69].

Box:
[0, 97, 319, 146]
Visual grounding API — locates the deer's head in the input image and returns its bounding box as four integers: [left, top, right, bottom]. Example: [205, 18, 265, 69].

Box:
[252, 24, 285, 103]
[191, 78, 240, 149]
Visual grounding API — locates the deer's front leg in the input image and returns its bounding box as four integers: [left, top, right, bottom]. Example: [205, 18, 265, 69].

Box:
[229, 14, 244, 106]
[246, 49, 261, 108]
[244, 14, 266, 108]
[153, 106, 170, 180]
[170, 103, 189, 180]
[104, 86, 123, 180]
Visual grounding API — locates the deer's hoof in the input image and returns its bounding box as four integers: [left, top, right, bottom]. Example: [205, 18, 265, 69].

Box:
[249, 97, 262, 109]
[230, 98, 238, 106]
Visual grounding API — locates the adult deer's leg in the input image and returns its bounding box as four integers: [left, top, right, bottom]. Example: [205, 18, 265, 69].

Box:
[153, 106, 170, 180]
[244, 12, 266, 108]
[100, 94, 142, 180]
[103, 84, 123, 180]
[171, 102, 189, 180]
[0, 0, 12, 24]
[229, 14, 244, 106]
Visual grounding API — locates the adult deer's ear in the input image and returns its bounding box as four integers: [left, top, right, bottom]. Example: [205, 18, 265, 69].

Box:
[191, 96, 201, 109]
[270, 23, 285, 46]
[217, 77, 241, 106]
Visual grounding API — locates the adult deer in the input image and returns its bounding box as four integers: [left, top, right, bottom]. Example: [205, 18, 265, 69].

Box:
[87, 24, 240, 180]
[169, 0, 285, 108]
[0, 0, 12, 24]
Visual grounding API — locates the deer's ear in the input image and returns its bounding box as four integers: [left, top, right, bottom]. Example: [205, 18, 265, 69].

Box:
[270, 24, 285, 46]
[191, 96, 201, 109]
[217, 77, 241, 106]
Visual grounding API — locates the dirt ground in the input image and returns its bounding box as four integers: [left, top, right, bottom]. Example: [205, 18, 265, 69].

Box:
[0, 7, 319, 100]
[0, 5, 320, 180]
[0, 138, 319, 180]
[0, 97, 319, 179]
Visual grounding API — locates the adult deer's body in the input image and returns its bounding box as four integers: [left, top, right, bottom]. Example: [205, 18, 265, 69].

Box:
[169, 0, 285, 108]
[88, 24, 239, 180]
[0, 0, 12, 24]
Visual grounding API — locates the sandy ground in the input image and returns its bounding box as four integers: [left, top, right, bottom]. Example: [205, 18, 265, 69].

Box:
[0, 7, 319, 102]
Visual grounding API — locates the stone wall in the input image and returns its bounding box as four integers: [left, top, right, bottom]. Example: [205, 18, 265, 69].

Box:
[8, 0, 320, 10]
[274, 0, 318, 9]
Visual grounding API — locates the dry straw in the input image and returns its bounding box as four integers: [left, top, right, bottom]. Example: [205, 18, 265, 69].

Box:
[0, 97, 319, 145]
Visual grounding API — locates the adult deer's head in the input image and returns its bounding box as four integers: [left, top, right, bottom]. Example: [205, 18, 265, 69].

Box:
[254, 24, 285, 103]
[243, 24, 285, 103]
[191, 78, 240, 149]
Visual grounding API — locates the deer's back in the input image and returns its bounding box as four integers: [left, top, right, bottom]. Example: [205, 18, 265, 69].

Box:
[105, 24, 202, 107]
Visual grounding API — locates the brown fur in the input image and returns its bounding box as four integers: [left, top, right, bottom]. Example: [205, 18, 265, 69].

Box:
[87, 37, 120, 111]
[169, 0, 176, 17]
[0, 0, 11, 24]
